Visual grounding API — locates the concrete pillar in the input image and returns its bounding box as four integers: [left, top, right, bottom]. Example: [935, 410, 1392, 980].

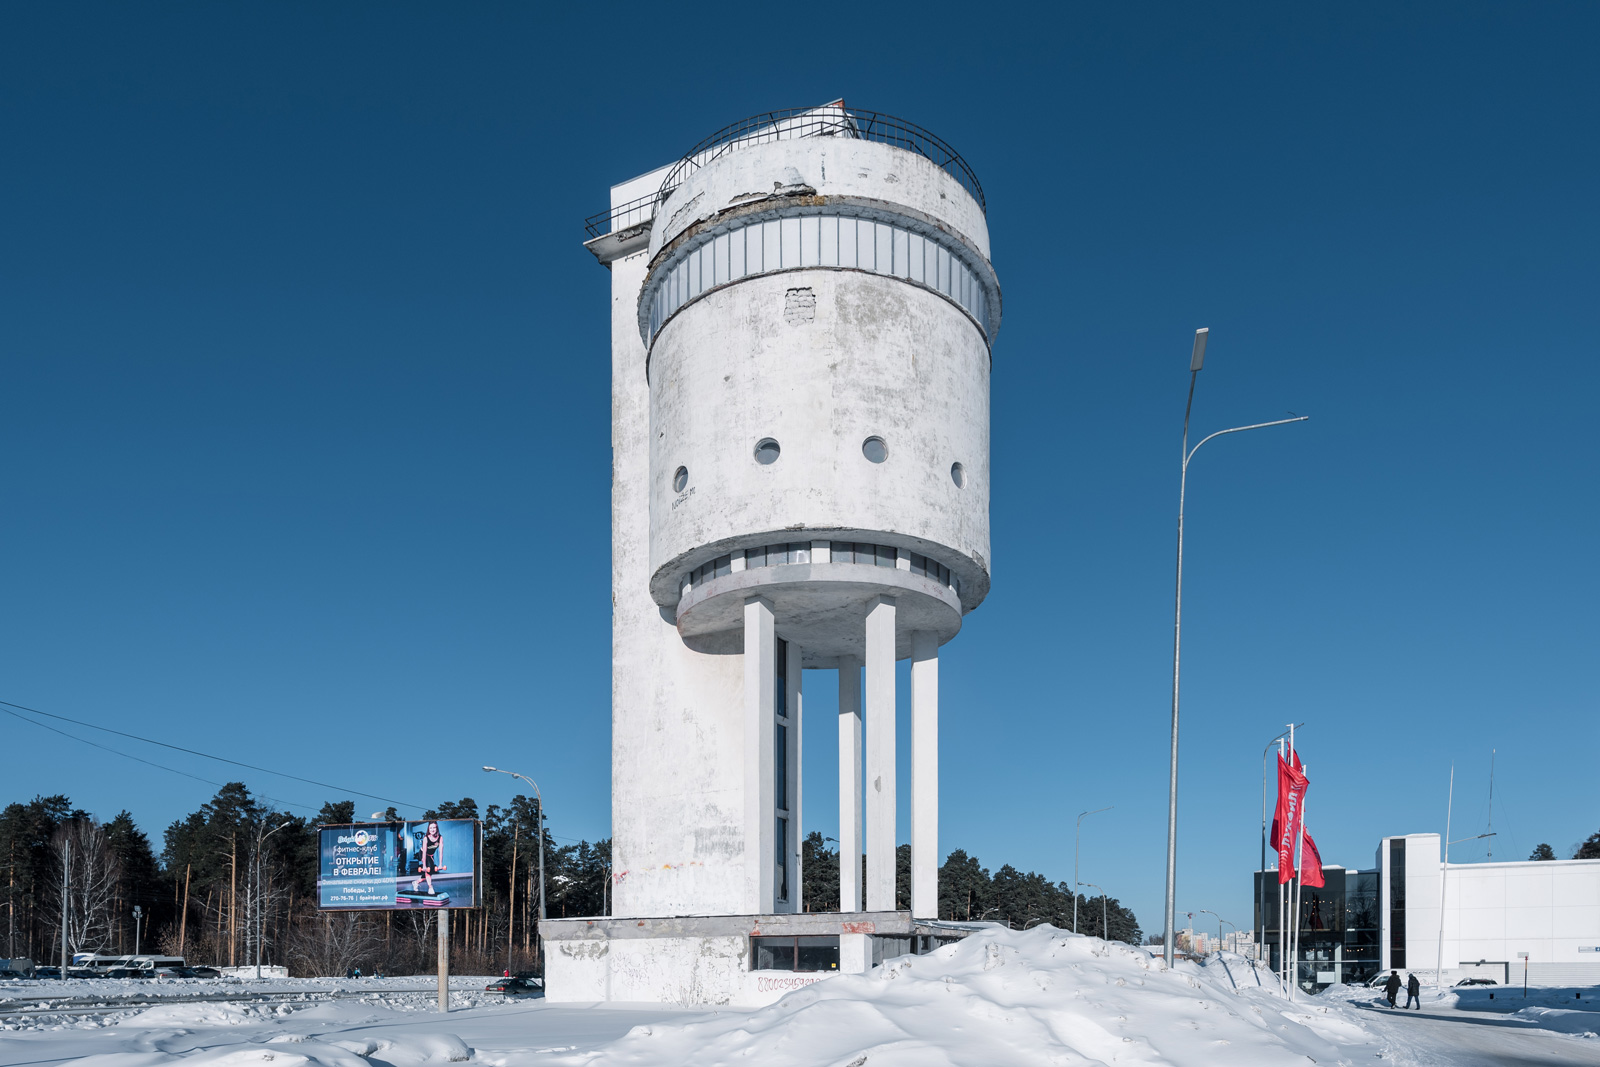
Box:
[837, 655, 862, 912]
[784, 638, 803, 913]
[910, 630, 939, 919]
[864, 596, 896, 912]
[743, 596, 776, 913]
[839, 931, 873, 974]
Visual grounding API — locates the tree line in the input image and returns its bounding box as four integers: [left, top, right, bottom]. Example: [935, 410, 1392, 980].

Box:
[1529, 833, 1600, 861]
[1, 787, 1141, 978]
[0, 784, 606, 977]
[799, 833, 1142, 942]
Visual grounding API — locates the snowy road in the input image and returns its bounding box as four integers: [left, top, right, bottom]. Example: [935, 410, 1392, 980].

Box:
[1355, 1003, 1600, 1066]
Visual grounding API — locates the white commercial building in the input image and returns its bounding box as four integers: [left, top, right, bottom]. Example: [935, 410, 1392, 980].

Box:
[542, 102, 999, 1005]
[1383, 834, 1600, 987]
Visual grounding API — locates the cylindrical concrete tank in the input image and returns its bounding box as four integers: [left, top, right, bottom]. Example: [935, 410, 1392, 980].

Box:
[641, 107, 999, 664]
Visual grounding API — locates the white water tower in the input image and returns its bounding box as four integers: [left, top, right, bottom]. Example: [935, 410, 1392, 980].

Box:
[551, 101, 999, 1005]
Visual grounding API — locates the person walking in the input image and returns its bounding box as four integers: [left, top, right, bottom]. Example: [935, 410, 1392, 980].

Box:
[1384, 970, 1401, 1008]
[1405, 973, 1421, 1010]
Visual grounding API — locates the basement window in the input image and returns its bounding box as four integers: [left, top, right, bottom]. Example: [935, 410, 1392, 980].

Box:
[751, 935, 840, 972]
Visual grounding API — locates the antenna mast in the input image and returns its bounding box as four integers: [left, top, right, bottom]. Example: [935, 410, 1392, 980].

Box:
[1486, 748, 1495, 860]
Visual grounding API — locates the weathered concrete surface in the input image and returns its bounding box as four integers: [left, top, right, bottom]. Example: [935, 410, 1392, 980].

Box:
[541, 911, 915, 1007]
[608, 172, 750, 921]
[648, 269, 991, 611]
[650, 136, 990, 264]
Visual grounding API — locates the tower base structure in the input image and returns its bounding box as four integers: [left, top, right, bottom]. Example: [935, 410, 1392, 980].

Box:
[541, 912, 980, 1007]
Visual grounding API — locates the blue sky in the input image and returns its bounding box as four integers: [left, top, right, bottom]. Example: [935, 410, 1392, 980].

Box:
[2, 3, 1595, 937]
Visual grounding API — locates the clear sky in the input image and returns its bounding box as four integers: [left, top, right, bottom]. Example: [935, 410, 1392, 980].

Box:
[3, 3, 1596, 938]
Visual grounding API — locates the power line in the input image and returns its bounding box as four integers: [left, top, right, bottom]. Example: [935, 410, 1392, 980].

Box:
[0, 704, 319, 814]
[0, 698, 590, 842]
[1, 698, 427, 811]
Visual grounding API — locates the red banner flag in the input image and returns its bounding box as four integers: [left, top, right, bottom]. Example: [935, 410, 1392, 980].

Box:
[1301, 826, 1325, 888]
[1273, 753, 1309, 883]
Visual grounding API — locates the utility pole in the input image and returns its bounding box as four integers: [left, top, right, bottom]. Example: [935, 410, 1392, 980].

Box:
[133, 905, 143, 957]
[60, 836, 70, 973]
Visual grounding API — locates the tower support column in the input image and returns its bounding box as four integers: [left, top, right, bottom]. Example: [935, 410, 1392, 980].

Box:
[782, 638, 803, 912]
[864, 596, 897, 912]
[838, 655, 862, 912]
[911, 630, 939, 919]
[743, 596, 777, 912]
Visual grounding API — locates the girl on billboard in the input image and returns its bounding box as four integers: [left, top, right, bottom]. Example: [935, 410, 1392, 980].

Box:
[411, 821, 447, 893]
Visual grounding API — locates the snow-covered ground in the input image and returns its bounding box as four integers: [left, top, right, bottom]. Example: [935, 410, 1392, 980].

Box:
[2, 929, 1596, 1066]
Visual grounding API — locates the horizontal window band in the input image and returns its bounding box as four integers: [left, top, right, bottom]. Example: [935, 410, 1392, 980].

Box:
[639, 206, 999, 352]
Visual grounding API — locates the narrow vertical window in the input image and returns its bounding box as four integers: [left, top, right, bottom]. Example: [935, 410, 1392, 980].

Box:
[776, 816, 789, 902]
[775, 637, 788, 719]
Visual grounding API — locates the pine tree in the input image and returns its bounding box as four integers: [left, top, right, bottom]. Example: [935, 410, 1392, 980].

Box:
[1529, 843, 1557, 861]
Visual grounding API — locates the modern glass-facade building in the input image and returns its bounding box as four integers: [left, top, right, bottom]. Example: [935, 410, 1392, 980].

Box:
[1254, 864, 1382, 992]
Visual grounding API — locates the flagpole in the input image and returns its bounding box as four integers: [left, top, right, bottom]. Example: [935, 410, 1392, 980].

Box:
[1294, 781, 1307, 998]
[1278, 736, 1287, 996]
[1286, 724, 1295, 999]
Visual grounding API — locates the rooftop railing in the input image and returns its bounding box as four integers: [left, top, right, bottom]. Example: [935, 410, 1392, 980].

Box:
[584, 104, 984, 239]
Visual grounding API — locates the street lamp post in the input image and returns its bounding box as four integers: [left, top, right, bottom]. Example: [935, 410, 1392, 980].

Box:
[1198, 909, 1234, 953]
[1163, 327, 1309, 967]
[1074, 806, 1112, 935]
[484, 767, 546, 970]
[254, 820, 292, 980]
[132, 905, 142, 957]
[1080, 882, 1109, 943]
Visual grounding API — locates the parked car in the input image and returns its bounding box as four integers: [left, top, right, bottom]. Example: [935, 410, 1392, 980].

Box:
[1456, 977, 1498, 986]
[484, 976, 540, 995]
[180, 966, 222, 979]
[0, 969, 31, 979]
[35, 966, 61, 979]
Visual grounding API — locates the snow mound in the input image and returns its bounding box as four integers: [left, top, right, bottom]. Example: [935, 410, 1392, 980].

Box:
[126, 1002, 266, 1027]
[536, 926, 1378, 1067]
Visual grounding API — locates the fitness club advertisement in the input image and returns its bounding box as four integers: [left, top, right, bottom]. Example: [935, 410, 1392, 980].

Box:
[317, 819, 482, 910]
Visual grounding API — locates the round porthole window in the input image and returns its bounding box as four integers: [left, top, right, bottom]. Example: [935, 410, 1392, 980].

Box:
[951, 462, 966, 488]
[673, 466, 688, 493]
[862, 436, 888, 463]
[754, 438, 781, 465]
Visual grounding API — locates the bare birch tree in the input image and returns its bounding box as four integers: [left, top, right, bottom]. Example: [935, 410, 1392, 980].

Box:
[45, 820, 122, 957]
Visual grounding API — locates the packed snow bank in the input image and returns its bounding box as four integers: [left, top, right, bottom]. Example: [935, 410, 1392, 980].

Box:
[522, 927, 1381, 1067]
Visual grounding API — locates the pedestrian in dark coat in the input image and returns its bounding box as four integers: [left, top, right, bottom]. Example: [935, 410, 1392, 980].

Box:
[1405, 973, 1421, 1009]
[1384, 970, 1402, 1007]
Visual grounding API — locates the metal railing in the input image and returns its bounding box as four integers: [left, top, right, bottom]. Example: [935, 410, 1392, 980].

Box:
[584, 104, 985, 239]
[584, 189, 667, 241]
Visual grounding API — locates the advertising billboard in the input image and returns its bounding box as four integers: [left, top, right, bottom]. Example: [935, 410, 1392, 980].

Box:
[318, 819, 482, 911]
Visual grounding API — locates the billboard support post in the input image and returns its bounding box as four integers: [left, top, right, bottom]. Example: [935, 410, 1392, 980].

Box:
[437, 911, 449, 1012]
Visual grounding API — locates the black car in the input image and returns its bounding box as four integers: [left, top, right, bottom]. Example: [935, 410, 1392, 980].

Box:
[180, 966, 223, 979]
[484, 976, 540, 995]
[35, 966, 61, 979]
[1455, 977, 1498, 986]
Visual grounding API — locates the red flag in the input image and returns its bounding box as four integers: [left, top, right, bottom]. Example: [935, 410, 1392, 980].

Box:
[1301, 827, 1325, 888]
[1273, 754, 1309, 883]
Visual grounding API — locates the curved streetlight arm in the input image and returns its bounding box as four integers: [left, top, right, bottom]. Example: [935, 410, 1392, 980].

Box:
[485, 767, 547, 924]
[1185, 417, 1310, 469]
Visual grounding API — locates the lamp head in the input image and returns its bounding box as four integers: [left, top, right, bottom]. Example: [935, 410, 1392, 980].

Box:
[370, 812, 385, 820]
[483, 766, 497, 773]
[1190, 328, 1209, 371]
